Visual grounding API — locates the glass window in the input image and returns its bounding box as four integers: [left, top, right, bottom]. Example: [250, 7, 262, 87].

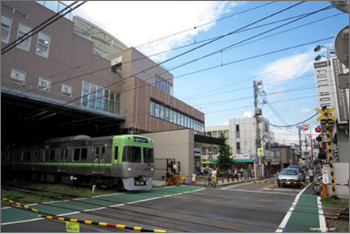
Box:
[49, 150, 55, 161]
[101, 147, 106, 162]
[165, 107, 169, 121]
[236, 125, 240, 132]
[224, 130, 229, 139]
[16, 22, 32, 51]
[160, 105, 164, 119]
[212, 131, 218, 138]
[1, 15, 12, 43]
[123, 146, 141, 163]
[114, 146, 118, 160]
[81, 148, 88, 161]
[155, 103, 160, 117]
[73, 149, 80, 161]
[169, 109, 174, 123]
[10, 68, 26, 85]
[61, 84, 73, 97]
[150, 102, 155, 116]
[38, 76, 51, 91]
[143, 148, 154, 164]
[36, 32, 51, 58]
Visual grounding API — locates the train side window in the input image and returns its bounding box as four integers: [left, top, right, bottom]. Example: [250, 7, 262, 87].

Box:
[73, 149, 80, 161]
[50, 150, 55, 161]
[101, 147, 105, 162]
[81, 148, 87, 161]
[64, 149, 68, 161]
[36, 150, 41, 161]
[60, 149, 64, 161]
[94, 147, 99, 162]
[114, 147, 118, 160]
[20, 152, 24, 162]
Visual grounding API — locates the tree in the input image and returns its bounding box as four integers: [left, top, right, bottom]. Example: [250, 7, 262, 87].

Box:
[217, 132, 234, 171]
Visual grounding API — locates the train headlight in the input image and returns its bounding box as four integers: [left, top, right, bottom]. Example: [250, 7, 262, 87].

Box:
[151, 168, 154, 171]
[127, 167, 132, 171]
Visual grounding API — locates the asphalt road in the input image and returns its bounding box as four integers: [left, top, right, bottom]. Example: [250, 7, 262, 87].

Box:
[2, 180, 304, 232]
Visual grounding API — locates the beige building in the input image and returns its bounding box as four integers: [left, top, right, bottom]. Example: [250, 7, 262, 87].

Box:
[1, 1, 204, 147]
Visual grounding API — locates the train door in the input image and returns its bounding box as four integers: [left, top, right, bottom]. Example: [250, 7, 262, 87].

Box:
[58, 148, 68, 172]
[93, 145, 106, 174]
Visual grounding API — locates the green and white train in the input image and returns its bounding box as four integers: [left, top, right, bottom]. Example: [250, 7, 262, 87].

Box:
[1, 135, 155, 191]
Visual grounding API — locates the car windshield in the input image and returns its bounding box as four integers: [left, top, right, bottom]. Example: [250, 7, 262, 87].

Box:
[280, 170, 298, 175]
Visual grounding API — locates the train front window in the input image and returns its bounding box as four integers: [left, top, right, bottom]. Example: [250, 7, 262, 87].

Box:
[123, 146, 141, 163]
[143, 148, 154, 164]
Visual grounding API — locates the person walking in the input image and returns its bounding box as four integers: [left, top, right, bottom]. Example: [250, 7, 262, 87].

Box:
[309, 168, 314, 182]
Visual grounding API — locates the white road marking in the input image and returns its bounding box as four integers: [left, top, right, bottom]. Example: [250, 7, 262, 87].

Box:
[72, 198, 87, 201]
[91, 193, 122, 198]
[127, 197, 162, 204]
[108, 203, 125, 208]
[221, 182, 254, 190]
[224, 189, 295, 196]
[275, 184, 310, 232]
[317, 197, 327, 232]
[2, 187, 202, 225]
[163, 195, 173, 198]
[273, 188, 300, 192]
[1, 218, 44, 226]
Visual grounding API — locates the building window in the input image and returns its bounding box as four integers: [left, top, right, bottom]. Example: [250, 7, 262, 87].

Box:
[224, 130, 229, 139]
[236, 142, 241, 154]
[155, 75, 172, 96]
[61, 84, 72, 97]
[38, 76, 51, 91]
[10, 68, 26, 85]
[150, 102, 155, 116]
[1, 14, 12, 43]
[36, 32, 51, 58]
[82, 81, 120, 114]
[16, 22, 32, 51]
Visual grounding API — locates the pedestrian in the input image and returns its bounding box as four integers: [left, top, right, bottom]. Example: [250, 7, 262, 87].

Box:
[309, 169, 314, 182]
[210, 167, 217, 184]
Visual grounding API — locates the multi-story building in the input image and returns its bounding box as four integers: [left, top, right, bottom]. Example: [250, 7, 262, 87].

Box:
[1, 1, 218, 177]
[270, 143, 298, 173]
[1, 1, 204, 147]
[205, 116, 274, 158]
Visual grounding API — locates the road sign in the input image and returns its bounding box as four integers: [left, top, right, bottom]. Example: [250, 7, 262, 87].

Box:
[320, 119, 335, 126]
[334, 25, 349, 67]
[316, 107, 337, 122]
[301, 124, 309, 131]
[66, 222, 80, 232]
[258, 148, 264, 157]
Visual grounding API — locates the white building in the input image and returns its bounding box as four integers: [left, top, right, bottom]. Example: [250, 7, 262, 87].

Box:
[205, 116, 274, 159]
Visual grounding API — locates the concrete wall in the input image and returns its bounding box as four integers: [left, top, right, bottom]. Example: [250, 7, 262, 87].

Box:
[143, 129, 194, 176]
[338, 130, 349, 163]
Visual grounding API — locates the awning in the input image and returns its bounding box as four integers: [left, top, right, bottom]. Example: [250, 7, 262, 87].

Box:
[208, 158, 254, 163]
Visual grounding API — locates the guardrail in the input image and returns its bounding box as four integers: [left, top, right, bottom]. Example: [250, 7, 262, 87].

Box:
[2, 197, 167, 232]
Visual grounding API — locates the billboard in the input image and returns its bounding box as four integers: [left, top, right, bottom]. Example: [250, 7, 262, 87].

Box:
[331, 58, 349, 124]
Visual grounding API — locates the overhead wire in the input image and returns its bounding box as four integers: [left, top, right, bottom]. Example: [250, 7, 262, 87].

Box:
[19, 1, 307, 121]
[1, 2, 87, 55]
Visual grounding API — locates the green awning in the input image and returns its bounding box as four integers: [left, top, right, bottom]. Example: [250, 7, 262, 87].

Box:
[208, 158, 253, 163]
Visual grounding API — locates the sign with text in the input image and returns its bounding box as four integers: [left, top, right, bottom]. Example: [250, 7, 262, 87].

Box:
[258, 148, 264, 157]
[66, 222, 80, 232]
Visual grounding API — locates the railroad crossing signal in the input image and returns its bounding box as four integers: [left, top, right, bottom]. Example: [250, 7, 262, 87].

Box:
[258, 148, 264, 157]
[316, 107, 337, 122]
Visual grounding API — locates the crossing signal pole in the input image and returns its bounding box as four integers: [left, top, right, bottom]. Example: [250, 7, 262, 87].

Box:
[316, 106, 339, 199]
[254, 81, 263, 179]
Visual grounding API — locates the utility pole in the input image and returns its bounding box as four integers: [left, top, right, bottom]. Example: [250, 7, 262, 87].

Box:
[254, 81, 262, 179]
[298, 125, 302, 165]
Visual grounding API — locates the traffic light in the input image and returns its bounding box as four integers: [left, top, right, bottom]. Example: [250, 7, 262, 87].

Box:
[316, 135, 322, 142]
[315, 126, 322, 133]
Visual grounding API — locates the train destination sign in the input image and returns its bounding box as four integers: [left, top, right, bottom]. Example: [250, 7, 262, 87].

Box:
[134, 137, 149, 143]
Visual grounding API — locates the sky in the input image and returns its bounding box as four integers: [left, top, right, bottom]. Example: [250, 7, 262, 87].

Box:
[67, 1, 349, 145]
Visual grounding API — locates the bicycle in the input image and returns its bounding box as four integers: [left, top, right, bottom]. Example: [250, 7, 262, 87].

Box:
[204, 176, 218, 189]
[312, 175, 322, 195]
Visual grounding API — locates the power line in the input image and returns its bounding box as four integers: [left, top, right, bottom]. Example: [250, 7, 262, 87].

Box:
[19, 2, 306, 121]
[1, 2, 87, 55]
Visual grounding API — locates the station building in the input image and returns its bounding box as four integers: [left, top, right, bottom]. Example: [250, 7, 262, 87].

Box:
[1, 1, 220, 176]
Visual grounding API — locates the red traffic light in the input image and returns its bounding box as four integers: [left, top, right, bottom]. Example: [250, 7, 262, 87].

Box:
[315, 126, 322, 133]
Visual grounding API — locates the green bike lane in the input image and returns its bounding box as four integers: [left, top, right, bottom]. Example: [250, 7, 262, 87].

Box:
[2, 185, 203, 225]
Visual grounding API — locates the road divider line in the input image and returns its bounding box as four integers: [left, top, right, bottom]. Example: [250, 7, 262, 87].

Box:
[317, 197, 327, 232]
[275, 184, 310, 232]
[221, 182, 254, 190]
[223, 189, 295, 196]
[1, 218, 45, 226]
[127, 197, 162, 204]
[108, 204, 125, 208]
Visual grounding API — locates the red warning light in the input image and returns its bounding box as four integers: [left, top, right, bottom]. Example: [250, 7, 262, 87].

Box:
[315, 126, 322, 133]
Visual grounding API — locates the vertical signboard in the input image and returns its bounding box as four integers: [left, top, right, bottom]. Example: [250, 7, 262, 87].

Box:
[313, 61, 338, 118]
[331, 58, 349, 124]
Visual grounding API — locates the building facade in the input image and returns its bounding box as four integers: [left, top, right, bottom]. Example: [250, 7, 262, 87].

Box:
[1, 1, 204, 148]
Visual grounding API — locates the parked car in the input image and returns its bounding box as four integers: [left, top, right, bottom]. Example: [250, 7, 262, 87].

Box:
[287, 165, 306, 182]
[277, 168, 304, 188]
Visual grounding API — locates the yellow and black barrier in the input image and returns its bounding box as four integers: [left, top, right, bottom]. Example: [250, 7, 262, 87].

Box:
[325, 183, 349, 187]
[2, 197, 167, 233]
[38, 214, 167, 232]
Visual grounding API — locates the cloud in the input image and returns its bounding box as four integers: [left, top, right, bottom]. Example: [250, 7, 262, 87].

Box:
[300, 108, 311, 114]
[222, 121, 229, 125]
[75, 1, 243, 62]
[243, 111, 253, 117]
[255, 51, 315, 87]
